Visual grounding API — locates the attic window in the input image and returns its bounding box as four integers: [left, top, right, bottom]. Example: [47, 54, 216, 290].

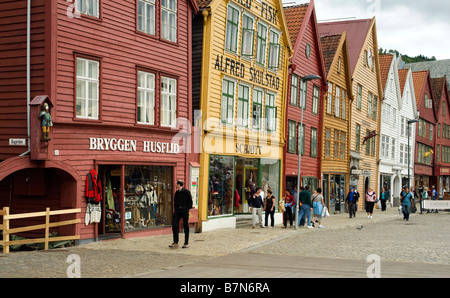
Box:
[305, 43, 311, 58]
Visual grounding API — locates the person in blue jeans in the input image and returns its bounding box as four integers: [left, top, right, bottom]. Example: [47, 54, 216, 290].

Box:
[298, 185, 313, 228]
[401, 186, 413, 221]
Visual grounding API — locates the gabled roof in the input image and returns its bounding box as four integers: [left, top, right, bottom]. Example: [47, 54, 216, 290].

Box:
[318, 18, 373, 75]
[431, 76, 449, 113]
[398, 69, 409, 95]
[320, 34, 341, 74]
[379, 54, 394, 90]
[411, 70, 428, 105]
[283, 3, 309, 46]
[283, 0, 327, 87]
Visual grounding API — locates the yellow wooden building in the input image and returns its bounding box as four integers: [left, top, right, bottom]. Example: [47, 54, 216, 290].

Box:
[193, 0, 293, 231]
[319, 17, 383, 210]
[319, 32, 354, 213]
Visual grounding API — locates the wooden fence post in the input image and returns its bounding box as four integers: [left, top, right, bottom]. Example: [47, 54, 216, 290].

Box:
[45, 207, 50, 251]
[2, 207, 10, 254]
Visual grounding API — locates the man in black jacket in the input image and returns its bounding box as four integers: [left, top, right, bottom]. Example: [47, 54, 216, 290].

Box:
[170, 180, 193, 249]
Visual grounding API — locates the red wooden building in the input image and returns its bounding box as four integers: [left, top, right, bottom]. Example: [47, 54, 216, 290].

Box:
[0, 0, 199, 243]
[431, 76, 450, 195]
[412, 70, 437, 191]
[283, 1, 328, 193]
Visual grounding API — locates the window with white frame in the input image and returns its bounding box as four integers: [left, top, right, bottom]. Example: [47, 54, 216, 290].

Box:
[221, 79, 235, 125]
[76, 57, 99, 119]
[138, 0, 156, 35]
[137, 71, 155, 125]
[160, 76, 177, 127]
[311, 127, 318, 157]
[252, 89, 263, 130]
[357, 84, 362, 110]
[290, 74, 298, 106]
[298, 123, 305, 156]
[312, 85, 319, 115]
[368, 92, 373, 117]
[299, 79, 306, 110]
[391, 138, 396, 160]
[237, 84, 249, 127]
[268, 30, 280, 69]
[256, 23, 267, 65]
[225, 5, 240, 53]
[161, 0, 177, 42]
[341, 89, 346, 119]
[335, 86, 340, 117]
[265, 93, 276, 132]
[288, 120, 297, 153]
[241, 14, 254, 57]
[381, 135, 390, 158]
[327, 82, 333, 114]
[76, 0, 99, 17]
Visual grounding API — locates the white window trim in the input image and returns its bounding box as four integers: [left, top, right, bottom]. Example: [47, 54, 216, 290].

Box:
[76, 57, 99, 120]
[160, 76, 177, 128]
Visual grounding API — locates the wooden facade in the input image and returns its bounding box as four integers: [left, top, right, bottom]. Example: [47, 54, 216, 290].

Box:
[319, 32, 353, 212]
[412, 70, 437, 190]
[0, 0, 199, 242]
[319, 18, 383, 209]
[283, 1, 328, 195]
[193, 0, 292, 231]
[431, 76, 450, 194]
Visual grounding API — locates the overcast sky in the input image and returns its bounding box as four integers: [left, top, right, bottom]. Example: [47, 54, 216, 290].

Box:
[283, 0, 450, 60]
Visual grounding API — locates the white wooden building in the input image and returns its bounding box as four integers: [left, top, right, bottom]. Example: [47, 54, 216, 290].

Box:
[378, 54, 418, 206]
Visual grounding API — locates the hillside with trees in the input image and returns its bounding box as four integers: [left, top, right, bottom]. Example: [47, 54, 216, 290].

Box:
[378, 48, 436, 64]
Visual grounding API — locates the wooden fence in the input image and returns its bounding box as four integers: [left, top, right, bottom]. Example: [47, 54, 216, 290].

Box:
[0, 207, 81, 254]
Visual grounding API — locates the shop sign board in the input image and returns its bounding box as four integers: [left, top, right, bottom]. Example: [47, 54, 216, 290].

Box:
[88, 137, 180, 154]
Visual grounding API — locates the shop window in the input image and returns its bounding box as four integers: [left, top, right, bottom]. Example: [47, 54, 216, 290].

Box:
[161, 0, 177, 42]
[76, 57, 99, 119]
[209, 155, 234, 217]
[124, 165, 173, 230]
[261, 159, 280, 208]
[138, 0, 156, 35]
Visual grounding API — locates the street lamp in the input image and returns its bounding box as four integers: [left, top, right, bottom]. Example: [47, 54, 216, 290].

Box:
[407, 119, 419, 212]
[295, 74, 322, 230]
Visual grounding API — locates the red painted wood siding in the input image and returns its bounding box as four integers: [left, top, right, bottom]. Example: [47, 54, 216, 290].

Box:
[0, 0, 46, 159]
[285, 13, 325, 180]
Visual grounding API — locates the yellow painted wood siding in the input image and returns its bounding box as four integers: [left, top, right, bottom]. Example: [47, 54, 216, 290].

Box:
[321, 35, 352, 175]
[201, 0, 291, 160]
[349, 22, 383, 203]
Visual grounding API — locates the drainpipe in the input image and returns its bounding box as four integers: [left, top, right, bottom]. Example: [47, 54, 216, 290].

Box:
[25, 0, 31, 154]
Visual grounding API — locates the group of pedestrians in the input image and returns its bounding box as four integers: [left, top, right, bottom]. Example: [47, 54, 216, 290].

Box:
[280, 186, 327, 229]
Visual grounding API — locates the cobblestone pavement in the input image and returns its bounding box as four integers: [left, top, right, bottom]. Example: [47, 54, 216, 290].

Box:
[1, 207, 449, 278]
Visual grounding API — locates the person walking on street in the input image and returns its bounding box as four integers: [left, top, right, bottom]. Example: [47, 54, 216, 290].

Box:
[282, 190, 294, 228]
[423, 187, 431, 213]
[298, 185, 313, 228]
[431, 185, 438, 213]
[365, 187, 376, 219]
[264, 189, 276, 228]
[250, 187, 264, 228]
[312, 188, 325, 228]
[380, 187, 387, 211]
[402, 186, 414, 221]
[346, 187, 358, 218]
[170, 180, 193, 249]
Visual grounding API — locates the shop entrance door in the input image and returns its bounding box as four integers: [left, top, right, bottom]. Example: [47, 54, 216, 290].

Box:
[234, 157, 258, 214]
[99, 165, 122, 239]
[329, 175, 346, 213]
